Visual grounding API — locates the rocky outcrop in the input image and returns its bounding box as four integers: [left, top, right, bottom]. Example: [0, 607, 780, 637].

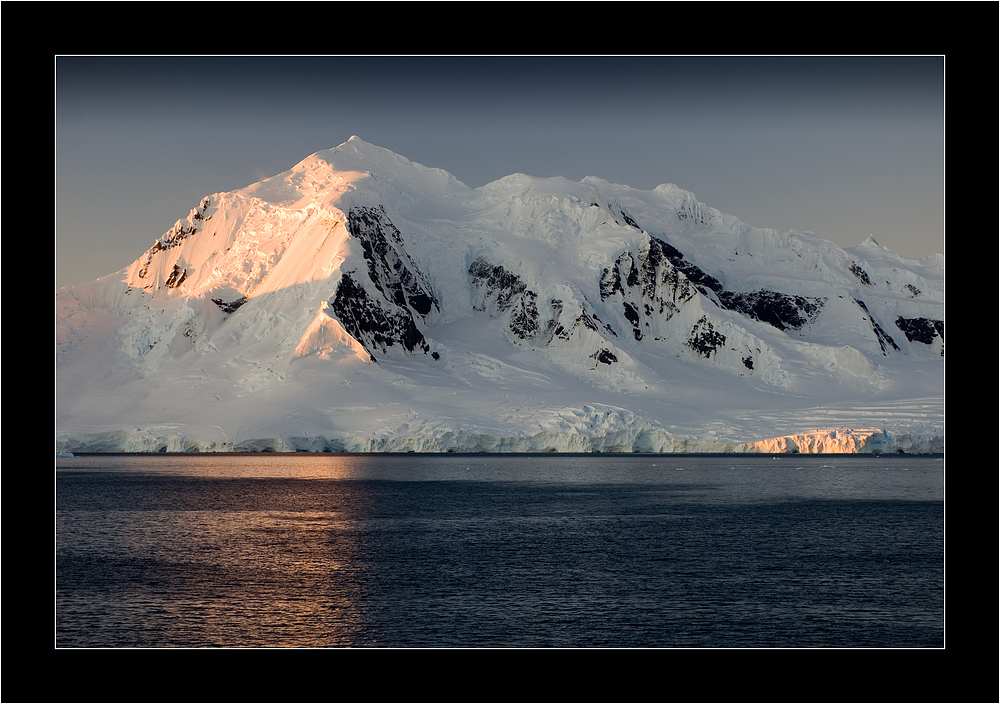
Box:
[468, 256, 541, 342]
[854, 299, 900, 355]
[346, 205, 439, 318]
[895, 316, 944, 345]
[211, 295, 248, 314]
[599, 235, 700, 342]
[717, 289, 825, 332]
[329, 206, 439, 358]
[136, 199, 212, 287]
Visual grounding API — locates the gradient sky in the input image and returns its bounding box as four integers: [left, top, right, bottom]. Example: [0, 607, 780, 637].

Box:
[55, 55, 944, 290]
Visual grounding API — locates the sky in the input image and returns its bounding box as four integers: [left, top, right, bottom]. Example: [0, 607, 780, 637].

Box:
[55, 55, 945, 290]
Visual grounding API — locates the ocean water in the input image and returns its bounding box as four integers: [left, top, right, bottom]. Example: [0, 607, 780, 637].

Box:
[56, 453, 944, 648]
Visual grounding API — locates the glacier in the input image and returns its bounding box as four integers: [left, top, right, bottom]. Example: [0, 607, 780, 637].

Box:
[56, 137, 944, 454]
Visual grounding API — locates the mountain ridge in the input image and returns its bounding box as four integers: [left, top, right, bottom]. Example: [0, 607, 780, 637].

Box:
[57, 137, 944, 454]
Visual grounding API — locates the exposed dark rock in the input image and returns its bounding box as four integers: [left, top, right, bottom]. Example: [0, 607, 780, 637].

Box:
[850, 263, 873, 286]
[508, 290, 539, 341]
[600, 235, 705, 341]
[591, 349, 618, 365]
[717, 290, 825, 331]
[895, 316, 943, 345]
[330, 273, 430, 355]
[346, 205, 439, 321]
[602, 235, 717, 301]
[602, 233, 826, 341]
[687, 316, 726, 358]
[470, 257, 529, 311]
[154, 223, 200, 254]
[644, 236, 723, 294]
[325, 206, 439, 358]
[591, 312, 616, 337]
[212, 295, 248, 314]
[578, 312, 600, 333]
[854, 299, 899, 354]
[407, 292, 434, 316]
[138, 200, 213, 283]
[625, 257, 640, 288]
[619, 209, 640, 230]
[192, 198, 212, 221]
[623, 301, 642, 340]
[165, 265, 188, 289]
[542, 300, 569, 345]
[469, 256, 540, 341]
[599, 265, 623, 300]
[469, 261, 613, 349]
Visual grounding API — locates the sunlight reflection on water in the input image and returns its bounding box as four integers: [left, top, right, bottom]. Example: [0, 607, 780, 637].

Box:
[57, 453, 943, 647]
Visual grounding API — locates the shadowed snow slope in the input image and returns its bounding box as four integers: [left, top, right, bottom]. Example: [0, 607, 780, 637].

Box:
[57, 137, 944, 454]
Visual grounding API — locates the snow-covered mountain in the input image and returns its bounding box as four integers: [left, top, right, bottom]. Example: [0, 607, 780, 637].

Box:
[56, 137, 944, 454]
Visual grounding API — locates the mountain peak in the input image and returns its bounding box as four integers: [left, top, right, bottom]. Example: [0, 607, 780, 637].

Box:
[325, 135, 395, 161]
[319, 137, 467, 192]
[234, 136, 465, 208]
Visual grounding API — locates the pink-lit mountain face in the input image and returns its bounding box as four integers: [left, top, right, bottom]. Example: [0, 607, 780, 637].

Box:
[57, 137, 943, 453]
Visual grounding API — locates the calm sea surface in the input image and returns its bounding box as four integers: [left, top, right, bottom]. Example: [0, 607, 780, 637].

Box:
[56, 453, 944, 648]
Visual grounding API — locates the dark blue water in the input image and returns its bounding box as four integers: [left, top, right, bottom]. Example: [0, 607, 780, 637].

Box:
[56, 454, 944, 647]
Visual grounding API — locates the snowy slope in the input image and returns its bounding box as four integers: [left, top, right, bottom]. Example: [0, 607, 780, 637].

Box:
[56, 137, 944, 454]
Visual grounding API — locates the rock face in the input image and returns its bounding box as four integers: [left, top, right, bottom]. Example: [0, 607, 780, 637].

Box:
[599, 235, 700, 342]
[468, 256, 541, 342]
[56, 137, 944, 454]
[330, 206, 438, 358]
[895, 316, 944, 353]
